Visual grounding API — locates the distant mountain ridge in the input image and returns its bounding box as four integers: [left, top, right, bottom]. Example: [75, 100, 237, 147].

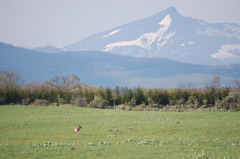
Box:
[63, 7, 240, 65]
[32, 45, 62, 53]
[0, 42, 239, 88]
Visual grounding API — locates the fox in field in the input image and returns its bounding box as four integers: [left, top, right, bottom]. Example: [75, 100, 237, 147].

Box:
[74, 125, 82, 134]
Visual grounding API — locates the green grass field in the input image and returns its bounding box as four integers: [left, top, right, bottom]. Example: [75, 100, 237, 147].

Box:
[0, 106, 239, 159]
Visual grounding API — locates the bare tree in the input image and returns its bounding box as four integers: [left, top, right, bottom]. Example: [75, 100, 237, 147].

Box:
[46, 75, 80, 90]
[211, 76, 221, 108]
[72, 74, 80, 84]
[48, 75, 72, 89]
[0, 70, 24, 88]
[178, 79, 192, 90]
[233, 78, 240, 91]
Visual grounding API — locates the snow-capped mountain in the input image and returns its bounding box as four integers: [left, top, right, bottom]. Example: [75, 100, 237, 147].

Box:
[63, 7, 240, 65]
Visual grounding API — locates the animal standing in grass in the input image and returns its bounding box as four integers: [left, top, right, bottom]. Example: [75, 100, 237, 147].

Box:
[74, 125, 82, 134]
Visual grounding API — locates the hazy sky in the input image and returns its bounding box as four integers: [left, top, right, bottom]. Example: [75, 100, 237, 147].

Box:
[0, 0, 240, 48]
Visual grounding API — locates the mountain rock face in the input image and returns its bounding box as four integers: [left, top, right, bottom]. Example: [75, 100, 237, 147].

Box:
[63, 7, 240, 65]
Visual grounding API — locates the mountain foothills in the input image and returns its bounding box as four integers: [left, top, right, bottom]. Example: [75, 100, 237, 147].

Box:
[63, 7, 240, 65]
[0, 42, 239, 88]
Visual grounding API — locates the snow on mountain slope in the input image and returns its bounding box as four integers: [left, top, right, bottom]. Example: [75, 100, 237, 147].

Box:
[210, 44, 240, 63]
[103, 15, 173, 52]
[63, 7, 240, 65]
[102, 29, 121, 38]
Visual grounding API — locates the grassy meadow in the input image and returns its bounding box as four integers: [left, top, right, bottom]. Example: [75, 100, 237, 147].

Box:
[0, 106, 239, 158]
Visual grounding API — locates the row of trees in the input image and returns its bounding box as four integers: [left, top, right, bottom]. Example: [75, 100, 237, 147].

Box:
[0, 71, 240, 110]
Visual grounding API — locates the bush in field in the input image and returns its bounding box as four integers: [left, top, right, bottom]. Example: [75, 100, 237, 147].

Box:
[221, 91, 240, 109]
[70, 95, 87, 107]
[128, 97, 136, 106]
[132, 103, 146, 111]
[115, 104, 132, 111]
[186, 96, 199, 108]
[89, 95, 108, 109]
[32, 99, 49, 106]
[56, 95, 66, 106]
[21, 98, 30, 105]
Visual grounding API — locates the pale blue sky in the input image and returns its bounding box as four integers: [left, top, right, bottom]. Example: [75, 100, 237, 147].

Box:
[0, 0, 239, 48]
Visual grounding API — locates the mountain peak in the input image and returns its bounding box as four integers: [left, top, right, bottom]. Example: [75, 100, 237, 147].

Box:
[63, 7, 240, 65]
[151, 6, 181, 20]
[161, 6, 180, 16]
[165, 6, 177, 12]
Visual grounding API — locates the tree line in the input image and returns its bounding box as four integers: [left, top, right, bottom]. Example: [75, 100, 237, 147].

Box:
[0, 70, 240, 111]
